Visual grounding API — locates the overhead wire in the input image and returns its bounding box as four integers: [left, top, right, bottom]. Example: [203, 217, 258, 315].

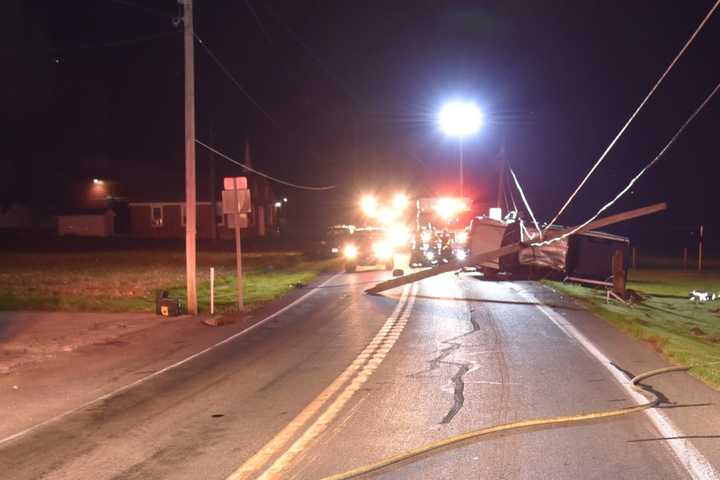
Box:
[261, 1, 362, 106]
[509, 168, 542, 240]
[193, 33, 280, 127]
[243, 0, 275, 45]
[544, 0, 720, 230]
[532, 79, 720, 248]
[196, 140, 335, 191]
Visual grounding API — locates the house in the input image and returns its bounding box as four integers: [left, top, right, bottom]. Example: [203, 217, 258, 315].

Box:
[58, 208, 115, 237]
[126, 145, 279, 239]
[0, 203, 33, 229]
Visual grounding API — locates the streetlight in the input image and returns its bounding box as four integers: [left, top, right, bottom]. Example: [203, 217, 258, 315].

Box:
[438, 100, 484, 197]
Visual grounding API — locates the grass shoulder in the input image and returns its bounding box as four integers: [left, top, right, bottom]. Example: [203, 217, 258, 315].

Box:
[0, 250, 339, 314]
[544, 269, 720, 389]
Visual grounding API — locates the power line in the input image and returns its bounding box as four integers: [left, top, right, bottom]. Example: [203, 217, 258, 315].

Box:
[194, 32, 332, 166]
[545, 0, 720, 229]
[196, 140, 336, 191]
[193, 33, 280, 127]
[261, 1, 362, 106]
[509, 168, 542, 240]
[244, 0, 275, 45]
[532, 79, 720, 248]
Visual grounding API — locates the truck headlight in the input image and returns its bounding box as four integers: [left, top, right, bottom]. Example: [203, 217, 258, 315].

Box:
[344, 244, 358, 259]
[455, 249, 467, 261]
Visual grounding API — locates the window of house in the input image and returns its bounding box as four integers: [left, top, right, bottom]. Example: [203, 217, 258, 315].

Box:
[151, 205, 163, 227]
[180, 204, 224, 226]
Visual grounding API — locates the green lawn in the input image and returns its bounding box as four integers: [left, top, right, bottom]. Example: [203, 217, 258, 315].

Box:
[545, 269, 720, 388]
[0, 251, 338, 314]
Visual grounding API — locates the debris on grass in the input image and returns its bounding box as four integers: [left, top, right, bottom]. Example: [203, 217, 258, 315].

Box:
[689, 290, 718, 302]
[690, 327, 707, 336]
[545, 268, 720, 389]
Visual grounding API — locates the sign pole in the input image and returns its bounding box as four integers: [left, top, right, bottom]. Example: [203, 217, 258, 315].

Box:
[233, 178, 244, 310]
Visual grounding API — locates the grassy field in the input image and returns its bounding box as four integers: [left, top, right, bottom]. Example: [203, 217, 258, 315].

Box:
[546, 269, 720, 388]
[0, 251, 338, 314]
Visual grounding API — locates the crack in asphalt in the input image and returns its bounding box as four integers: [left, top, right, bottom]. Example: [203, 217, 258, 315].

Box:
[410, 311, 481, 424]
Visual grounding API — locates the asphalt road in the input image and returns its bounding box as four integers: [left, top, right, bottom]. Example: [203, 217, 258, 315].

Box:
[2, 269, 719, 479]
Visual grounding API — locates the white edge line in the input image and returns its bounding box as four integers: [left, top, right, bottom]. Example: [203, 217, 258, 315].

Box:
[516, 287, 719, 480]
[0, 272, 343, 447]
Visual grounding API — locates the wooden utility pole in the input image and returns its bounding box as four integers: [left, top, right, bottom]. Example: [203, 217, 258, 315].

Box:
[612, 250, 626, 298]
[698, 225, 704, 272]
[183, 0, 198, 314]
[497, 136, 507, 211]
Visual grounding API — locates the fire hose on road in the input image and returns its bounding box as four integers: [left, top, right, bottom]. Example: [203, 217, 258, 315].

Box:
[322, 365, 689, 480]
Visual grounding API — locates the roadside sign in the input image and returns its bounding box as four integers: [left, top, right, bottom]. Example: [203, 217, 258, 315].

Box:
[224, 176, 248, 190]
[226, 213, 249, 228]
[222, 189, 252, 214]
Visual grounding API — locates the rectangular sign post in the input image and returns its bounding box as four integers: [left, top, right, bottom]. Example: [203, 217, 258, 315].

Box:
[233, 177, 244, 311]
[224, 176, 250, 312]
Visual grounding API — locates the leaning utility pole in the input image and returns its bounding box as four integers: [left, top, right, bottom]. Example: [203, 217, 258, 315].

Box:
[497, 136, 507, 211]
[183, 0, 198, 314]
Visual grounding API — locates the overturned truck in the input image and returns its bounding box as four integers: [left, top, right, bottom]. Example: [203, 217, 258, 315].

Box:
[468, 216, 630, 282]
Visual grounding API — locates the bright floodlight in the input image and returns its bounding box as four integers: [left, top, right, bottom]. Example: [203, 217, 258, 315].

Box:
[392, 193, 409, 210]
[360, 195, 378, 216]
[438, 101, 484, 137]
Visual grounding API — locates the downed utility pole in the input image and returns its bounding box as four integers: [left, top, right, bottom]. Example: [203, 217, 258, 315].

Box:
[366, 202, 667, 295]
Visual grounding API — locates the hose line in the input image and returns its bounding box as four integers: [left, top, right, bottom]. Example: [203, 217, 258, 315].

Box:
[322, 365, 688, 480]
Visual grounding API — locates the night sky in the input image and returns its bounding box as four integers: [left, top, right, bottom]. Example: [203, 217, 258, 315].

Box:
[3, 1, 719, 250]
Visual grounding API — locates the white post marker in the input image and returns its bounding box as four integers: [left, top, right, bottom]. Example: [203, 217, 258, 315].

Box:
[210, 267, 215, 316]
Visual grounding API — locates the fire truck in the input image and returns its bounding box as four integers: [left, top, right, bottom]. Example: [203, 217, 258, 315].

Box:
[409, 197, 474, 267]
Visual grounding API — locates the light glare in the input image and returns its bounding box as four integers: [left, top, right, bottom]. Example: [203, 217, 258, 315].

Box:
[392, 193, 409, 210]
[360, 195, 377, 216]
[438, 101, 484, 137]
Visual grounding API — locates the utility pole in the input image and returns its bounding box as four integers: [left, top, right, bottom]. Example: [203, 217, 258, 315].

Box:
[497, 136, 507, 210]
[183, 0, 198, 315]
[698, 225, 704, 272]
